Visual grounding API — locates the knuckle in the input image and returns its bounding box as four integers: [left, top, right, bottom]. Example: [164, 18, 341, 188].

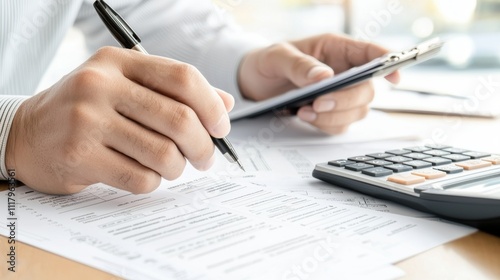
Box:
[168, 104, 197, 135]
[122, 170, 160, 194]
[292, 55, 313, 70]
[268, 42, 293, 54]
[68, 103, 96, 127]
[93, 46, 120, 59]
[265, 43, 295, 63]
[152, 140, 177, 169]
[149, 140, 188, 181]
[67, 65, 107, 100]
[72, 66, 103, 88]
[135, 95, 164, 120]
[171, 63, 199, 89]
[163, 159, 186, 181]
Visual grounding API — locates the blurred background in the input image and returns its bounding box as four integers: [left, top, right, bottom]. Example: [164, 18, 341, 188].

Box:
[217, 0, 500, 70]
[39, 0, 500, 118]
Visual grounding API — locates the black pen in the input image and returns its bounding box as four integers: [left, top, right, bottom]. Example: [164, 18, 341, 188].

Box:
[93, 0, 245, 171]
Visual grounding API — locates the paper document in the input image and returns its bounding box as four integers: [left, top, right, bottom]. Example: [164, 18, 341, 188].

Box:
[2, 174, 473, 279]
[2, 183, 400, 280]
[211, 141, 440, 219]
[371, 69, 500, 118]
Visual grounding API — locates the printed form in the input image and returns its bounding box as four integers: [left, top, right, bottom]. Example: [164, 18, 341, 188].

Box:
[2, 173, 473, 279]
[212, 141, 437, 219]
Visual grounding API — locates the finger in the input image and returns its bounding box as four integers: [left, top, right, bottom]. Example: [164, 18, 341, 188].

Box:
[385, 71, 401, 84]
[90, 145, 162, 194]
[259, 43, 334, 88]
[113, 81, 216, 170]
[216, 88, 235, 112]
[311, 81, 374, 113]
[95, 47, 231, 138]
[292, 34, 390, 72]
[104, 114, 189, 180]
[297, 105, 370, 134]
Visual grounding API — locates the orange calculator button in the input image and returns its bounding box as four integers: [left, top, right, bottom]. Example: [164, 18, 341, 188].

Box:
[455, 160, 492, 170]
[482, 156, 500, 165]
[412, 169, 446, 179]
[388, 174, 426, 185]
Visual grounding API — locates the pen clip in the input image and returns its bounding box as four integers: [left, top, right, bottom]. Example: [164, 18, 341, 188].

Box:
[93, 0, 141, 49]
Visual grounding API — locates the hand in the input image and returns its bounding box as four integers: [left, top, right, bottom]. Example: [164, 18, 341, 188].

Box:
[6, 47, 234, 194]
[238, 34, 400, 134]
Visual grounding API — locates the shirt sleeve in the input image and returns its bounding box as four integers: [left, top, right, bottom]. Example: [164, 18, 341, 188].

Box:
[0, 96, 28, 180]
[74, 0, 269, 106]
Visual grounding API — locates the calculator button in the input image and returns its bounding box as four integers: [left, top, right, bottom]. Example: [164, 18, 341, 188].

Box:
[406, 153, 432, 160]
[411, 169, 446, 179]
[362, 167, 393, 177]
[345, 163, 374, 171]
[404, 146, 431, 152]
[434, 165, 464, 174]
[423, 157, 452, 166]
[348, 156, 375, 162]
[328, 160, 356, 167]
[443, 147, 469, 154]
[442, 154, 471, 162]
[386, 156, 412, 163]
[423, 150, 450, 157]
[388, 174, 426, 185]
[462, 151, 491, 159]
[425, 144, 451, 149]
[455, 160, 492, 170]
[366, 153, 392, 159]
[365, 160, 392, 166]
[482, 156, 500, 165]
[384, 164, 413, 173]
[386, 149, 411, 155]
[404, 160, 433, 169]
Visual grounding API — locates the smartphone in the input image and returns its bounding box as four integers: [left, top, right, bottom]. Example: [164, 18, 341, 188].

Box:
[229, 37, 443, 121]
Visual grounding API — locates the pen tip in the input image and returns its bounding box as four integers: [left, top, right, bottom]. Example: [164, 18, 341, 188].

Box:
[237, 161, 245, 172]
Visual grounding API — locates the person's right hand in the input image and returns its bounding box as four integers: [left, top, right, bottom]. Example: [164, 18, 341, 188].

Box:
[5, 47, 234, 194]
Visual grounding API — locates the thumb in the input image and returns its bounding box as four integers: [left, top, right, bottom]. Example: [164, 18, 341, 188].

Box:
[264, 44, 334, 88]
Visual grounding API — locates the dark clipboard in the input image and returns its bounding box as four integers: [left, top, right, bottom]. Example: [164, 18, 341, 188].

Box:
[229, 38, 444, 121]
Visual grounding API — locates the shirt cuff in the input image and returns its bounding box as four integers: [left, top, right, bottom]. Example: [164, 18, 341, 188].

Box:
[0, 96, 29, 180]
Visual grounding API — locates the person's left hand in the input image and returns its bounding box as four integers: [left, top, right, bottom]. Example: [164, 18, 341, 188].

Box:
[238, 33, 400, 134]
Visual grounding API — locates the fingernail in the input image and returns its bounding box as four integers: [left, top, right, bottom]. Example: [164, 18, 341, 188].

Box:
[314, 100, 336, 113]
[307, 65, 332, 80]
[298, 109, 317, 122]
[212, 113, 231, 136]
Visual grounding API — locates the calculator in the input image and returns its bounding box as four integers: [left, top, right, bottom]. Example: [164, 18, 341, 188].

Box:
[312, 144, 500, 230]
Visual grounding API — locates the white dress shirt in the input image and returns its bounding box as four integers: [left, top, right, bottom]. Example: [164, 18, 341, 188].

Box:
[0, 0, 267, 180]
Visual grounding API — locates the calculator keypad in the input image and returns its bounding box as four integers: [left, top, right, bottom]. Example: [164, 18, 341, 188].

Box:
[325, 146, 499, 187]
